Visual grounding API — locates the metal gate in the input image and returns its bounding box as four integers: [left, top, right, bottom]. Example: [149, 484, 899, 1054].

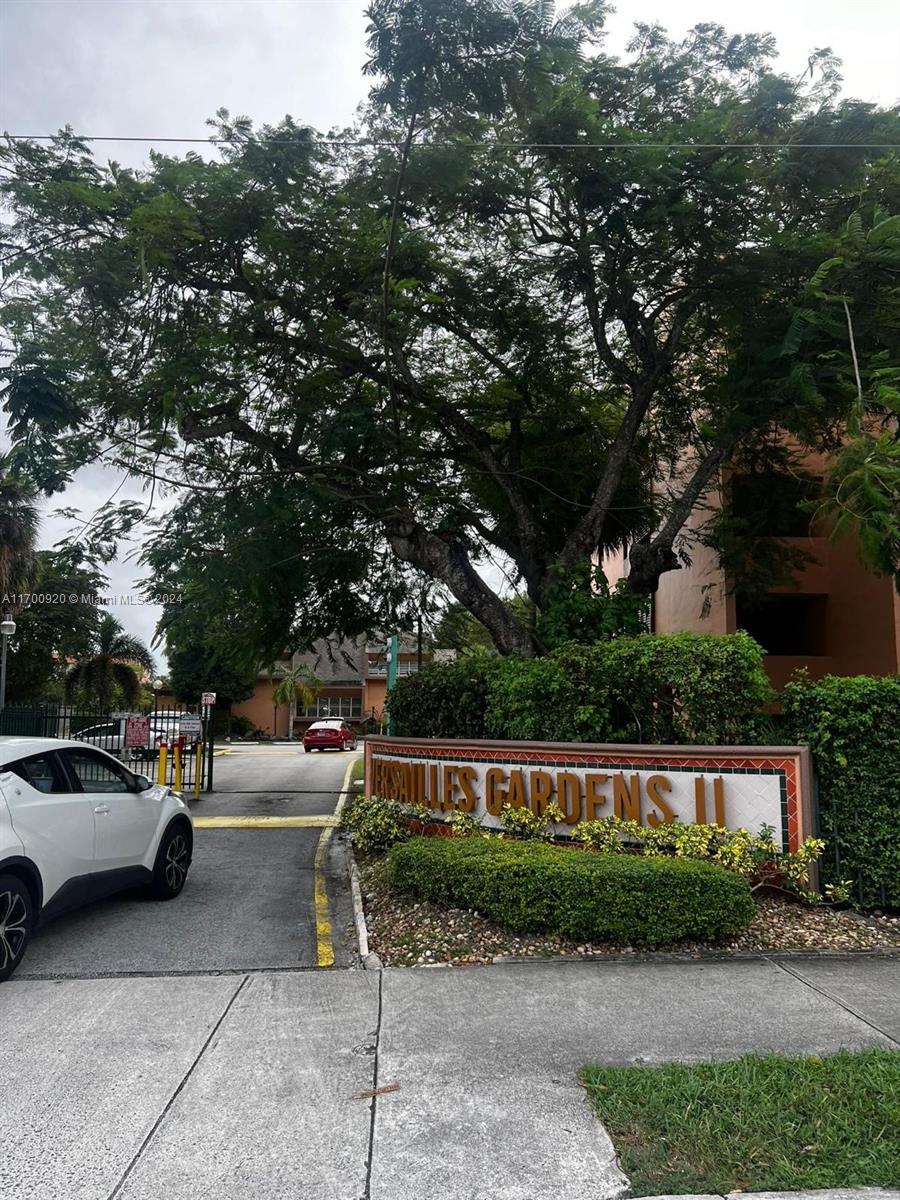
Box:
[0, 699, 212, 795]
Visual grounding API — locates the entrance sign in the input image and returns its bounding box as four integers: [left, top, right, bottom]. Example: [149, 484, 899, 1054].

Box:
[201, 692, 216, 707]
[178, 715, 203, 739]
[365, 737, 814, 853]
[124, 715, 151, 749]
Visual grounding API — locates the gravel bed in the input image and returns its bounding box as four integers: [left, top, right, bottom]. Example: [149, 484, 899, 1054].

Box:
[357, 859, 900, 967]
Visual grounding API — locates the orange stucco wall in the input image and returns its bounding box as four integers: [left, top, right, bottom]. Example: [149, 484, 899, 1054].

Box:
[364, 678, 388, 718]
[602, 454, 899, 687]
[231, 681, 291, 737]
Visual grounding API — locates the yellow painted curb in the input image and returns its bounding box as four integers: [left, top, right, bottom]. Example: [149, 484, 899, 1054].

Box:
[194, 815, 338, 829]
[312, 757, 359, 968]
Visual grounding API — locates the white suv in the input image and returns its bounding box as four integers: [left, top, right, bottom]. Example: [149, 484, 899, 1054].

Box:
[0, 736, 193, 982]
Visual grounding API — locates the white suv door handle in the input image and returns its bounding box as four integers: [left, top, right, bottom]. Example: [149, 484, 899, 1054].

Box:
[94, 804, 110, 815]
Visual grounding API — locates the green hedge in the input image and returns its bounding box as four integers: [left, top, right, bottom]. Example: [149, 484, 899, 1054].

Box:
[385, 836, 755, 944]
[387, 656, 496, 739]
[783, 674, 900, 908]
[390, 632, 772, 744]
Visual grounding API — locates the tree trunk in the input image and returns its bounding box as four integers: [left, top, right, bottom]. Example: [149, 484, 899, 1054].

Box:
[287, 694, 295, 740]
[387, 519, 540, 657]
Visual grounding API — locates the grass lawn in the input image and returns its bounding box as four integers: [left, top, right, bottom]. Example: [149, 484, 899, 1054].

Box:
[350, 756, 365, 783]
[580, 1048, 900, 1195]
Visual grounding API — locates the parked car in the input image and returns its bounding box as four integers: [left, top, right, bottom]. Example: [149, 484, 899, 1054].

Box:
[73, 716, 171, 760]
[0, 736, 193, 982]
[302, 720, 359, 752]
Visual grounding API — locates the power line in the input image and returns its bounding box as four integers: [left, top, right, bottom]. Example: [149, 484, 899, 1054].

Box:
[3, 133, 898, 151]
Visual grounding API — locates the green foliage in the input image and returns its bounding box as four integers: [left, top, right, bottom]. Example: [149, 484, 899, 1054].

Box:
[65, 612, 154, 709]
[387, 655, 498, 738]
[498, 800, 565, 840]
[0, 453, 39, 600]
[431, 595, 537, 656]
[168, 640, 257, 707]
[580, 1050, 900, 1193]
[391, 632, 772, 744]
[783, 673, 900, 907]
[535, 565, 650, 651]
[2, 547, 104, 703]
[2, 8, 897, 658]
[271, 665, 323, 717]
[340, 793, 412, 854]
[385, 836, 755, 944]
[574, 817, 827, 901]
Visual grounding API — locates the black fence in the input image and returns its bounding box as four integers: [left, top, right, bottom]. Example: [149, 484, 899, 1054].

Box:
[0, 700, 209, 792]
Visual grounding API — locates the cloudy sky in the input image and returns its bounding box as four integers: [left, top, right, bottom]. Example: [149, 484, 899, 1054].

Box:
[1, 0, 898, 663]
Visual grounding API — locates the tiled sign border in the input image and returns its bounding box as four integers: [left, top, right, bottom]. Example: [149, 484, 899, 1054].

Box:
[364, 737, 814, 855]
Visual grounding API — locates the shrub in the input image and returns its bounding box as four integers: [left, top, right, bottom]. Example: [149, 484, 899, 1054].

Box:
[385, 836, 755, 944]
[340, 793, 411, 854]
[391, 632, 773, 744]
[388, 656, 496, 738]
[783, 674, 900, 907]
[498, 800, 565, 840]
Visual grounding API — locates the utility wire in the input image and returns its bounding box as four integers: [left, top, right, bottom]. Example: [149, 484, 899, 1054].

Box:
[3, 133, 898, 150]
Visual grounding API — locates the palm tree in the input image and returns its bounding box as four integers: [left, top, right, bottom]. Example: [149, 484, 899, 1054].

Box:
[66, 612, 155, 709]
[0, 455, 39, 603]
[272, 664, 322, 740]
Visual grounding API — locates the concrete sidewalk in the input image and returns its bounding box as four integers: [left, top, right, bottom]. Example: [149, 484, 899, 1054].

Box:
[1, 958, 897, 1200]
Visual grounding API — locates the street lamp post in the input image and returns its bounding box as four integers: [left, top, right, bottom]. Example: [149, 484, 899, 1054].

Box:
[0, 615, 16, 712]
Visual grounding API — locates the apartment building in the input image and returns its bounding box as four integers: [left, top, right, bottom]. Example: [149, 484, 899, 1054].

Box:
[605, 454, 900, 689]
[230, 635, 430, 737]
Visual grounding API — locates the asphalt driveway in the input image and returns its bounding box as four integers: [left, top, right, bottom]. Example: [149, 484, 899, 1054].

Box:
[15, 744, 360, 978]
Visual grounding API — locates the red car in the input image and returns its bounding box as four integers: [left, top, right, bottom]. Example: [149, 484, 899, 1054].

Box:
[303, 720, 359, 753]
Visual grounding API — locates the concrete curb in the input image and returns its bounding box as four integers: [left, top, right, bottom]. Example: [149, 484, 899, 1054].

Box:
[339, 760, 383, 970]
[348, 850, 382, 969]
[488, 946, 900, 967]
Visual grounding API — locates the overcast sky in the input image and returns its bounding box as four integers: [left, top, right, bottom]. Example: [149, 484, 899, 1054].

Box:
[1, 0, 898, 663]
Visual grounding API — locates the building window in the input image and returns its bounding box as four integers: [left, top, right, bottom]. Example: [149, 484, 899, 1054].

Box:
[730, 474, 821, 538]
[366, 659, 420, 677]
[302, 696, 362, 719]
[735, 594, 828, 656]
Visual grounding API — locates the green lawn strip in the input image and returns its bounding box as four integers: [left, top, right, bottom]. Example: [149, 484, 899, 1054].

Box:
[579, 1048, 900, 1195]
[350, 757, 365, 783]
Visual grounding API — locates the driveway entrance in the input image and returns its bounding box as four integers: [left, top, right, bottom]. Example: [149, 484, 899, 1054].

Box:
[15, 746, 359, 978]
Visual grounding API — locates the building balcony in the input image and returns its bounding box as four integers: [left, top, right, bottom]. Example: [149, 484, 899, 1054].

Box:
[365, 660, 421, 678]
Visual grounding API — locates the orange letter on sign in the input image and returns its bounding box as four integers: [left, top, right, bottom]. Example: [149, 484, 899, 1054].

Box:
[558, 771, 584, 824]
[507, 769, 526, 809]
[457, 766, 478, 813]
[713, 776, 726, 826]
[485, 768, 507, 817]
[529, 770, 553, 816]
[442, 765, 458, 811]
[584, 773, 609, 822]
[646, 775, 674, 827]
[694, 776, 707, 824]
[613, 773, 641, 823]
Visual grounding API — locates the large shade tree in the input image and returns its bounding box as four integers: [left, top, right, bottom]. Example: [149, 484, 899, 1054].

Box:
[1, 0, 898, 659]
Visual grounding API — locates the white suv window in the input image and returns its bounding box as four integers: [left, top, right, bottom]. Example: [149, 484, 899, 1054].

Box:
[6, 752, 69, 794]
[61, 748, 135, 794]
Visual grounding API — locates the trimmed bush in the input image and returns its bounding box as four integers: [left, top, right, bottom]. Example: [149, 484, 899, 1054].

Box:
[387, 656, 496, 739]
[391, 632, 772, 744]
[385, 836, 755, 944]
[783, 674, 900, 908]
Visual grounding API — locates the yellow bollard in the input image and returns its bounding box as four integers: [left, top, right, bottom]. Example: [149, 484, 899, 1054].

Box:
[157, 742, 168, 787]
[194, 741, 203, 801]
[174, 742, 183, 792]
